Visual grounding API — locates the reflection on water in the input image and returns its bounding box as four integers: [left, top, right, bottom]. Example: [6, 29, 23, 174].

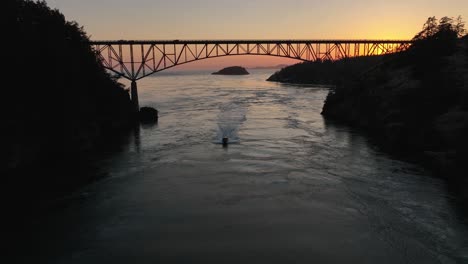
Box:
[20, 69, 468, 264]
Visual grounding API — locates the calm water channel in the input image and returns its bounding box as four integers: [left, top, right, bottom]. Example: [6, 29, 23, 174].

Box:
[21, 69, 468, 263]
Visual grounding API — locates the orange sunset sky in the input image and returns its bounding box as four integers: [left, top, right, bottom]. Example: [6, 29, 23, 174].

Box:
[45, 0, 468, 70]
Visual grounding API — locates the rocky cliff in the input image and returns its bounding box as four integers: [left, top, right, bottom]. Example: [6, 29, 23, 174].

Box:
[5, 0, 136, 203]
[212, 66, 250, 75]
[322, 20, 468, 198]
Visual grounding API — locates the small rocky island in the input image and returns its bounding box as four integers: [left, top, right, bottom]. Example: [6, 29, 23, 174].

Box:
[212, 66, 249, 75]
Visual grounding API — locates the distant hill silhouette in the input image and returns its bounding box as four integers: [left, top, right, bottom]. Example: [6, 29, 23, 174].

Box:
[267, 56, 387, 85]
[251, 64, 291, 70]
[5, 0, 135, 206]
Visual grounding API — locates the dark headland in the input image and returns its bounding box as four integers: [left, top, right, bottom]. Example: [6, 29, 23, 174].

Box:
[212, 66, 250, 75]
[5, 0, 146, 214]
[267, 56, 385, 85]
[269, 16, 468, 202]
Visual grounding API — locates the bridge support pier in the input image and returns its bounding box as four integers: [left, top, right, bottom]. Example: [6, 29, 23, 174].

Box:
[130, 80, 140, 113]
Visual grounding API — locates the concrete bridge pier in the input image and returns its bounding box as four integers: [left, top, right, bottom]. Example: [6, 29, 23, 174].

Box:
[130, 80, 140, 113]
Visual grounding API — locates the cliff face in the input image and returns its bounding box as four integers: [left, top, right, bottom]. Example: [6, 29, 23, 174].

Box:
[322, 36, 468, 189]
[5, 1, 135, 200]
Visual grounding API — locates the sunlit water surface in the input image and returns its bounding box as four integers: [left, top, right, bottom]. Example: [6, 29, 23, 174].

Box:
[23, 69, 468, 263]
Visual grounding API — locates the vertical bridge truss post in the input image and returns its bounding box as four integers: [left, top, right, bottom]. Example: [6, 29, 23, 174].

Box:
[90, 39, 412, 87]
[129, 42, 140, 112]
[130, 80, 139, 112]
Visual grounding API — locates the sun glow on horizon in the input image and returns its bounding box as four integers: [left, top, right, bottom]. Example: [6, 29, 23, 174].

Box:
[46, 0, 468, 68]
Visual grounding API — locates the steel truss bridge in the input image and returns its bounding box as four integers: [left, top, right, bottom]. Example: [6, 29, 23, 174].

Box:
[89, 39, 412, 110]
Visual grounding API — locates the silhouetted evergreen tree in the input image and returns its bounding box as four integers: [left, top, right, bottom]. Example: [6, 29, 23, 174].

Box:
[407, 16, 467, 115]
[411, 16, 465, 57]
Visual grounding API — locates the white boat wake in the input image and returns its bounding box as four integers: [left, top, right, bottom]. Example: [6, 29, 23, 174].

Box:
[214, 101, 247, 144]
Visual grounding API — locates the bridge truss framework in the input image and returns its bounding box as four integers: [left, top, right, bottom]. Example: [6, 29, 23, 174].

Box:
[90, 40, 412, 81]
[89, 39, 412, 110]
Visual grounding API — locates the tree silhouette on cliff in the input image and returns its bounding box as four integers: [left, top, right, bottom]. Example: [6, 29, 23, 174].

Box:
[412, 16, 466, 56]
[322, 16, 468, 190]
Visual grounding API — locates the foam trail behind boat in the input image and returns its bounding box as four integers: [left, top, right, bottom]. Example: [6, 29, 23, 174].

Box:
[215, 101, 247, 144]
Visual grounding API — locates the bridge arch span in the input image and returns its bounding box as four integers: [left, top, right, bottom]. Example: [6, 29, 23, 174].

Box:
[130, 53, 306, 79]
[90, 40, 412, 81]
[89, 39, 412, 111]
